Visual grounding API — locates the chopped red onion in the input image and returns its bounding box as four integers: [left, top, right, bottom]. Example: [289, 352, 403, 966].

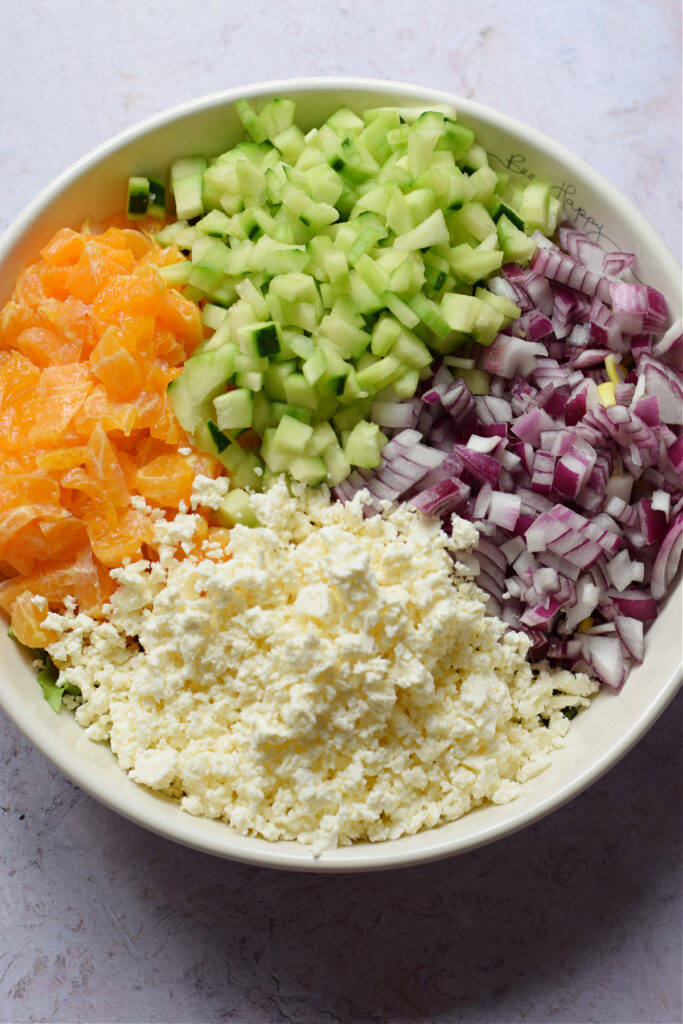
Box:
[347, 222, 682, 692]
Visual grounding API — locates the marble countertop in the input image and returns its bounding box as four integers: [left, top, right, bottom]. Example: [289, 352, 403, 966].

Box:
[0, 2, 681, 1022]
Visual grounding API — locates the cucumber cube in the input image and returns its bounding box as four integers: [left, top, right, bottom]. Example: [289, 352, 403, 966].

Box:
[214, 388, 253, 431]
[284, 372, 319, 410]
[390, 328, 433, 370]
[308, 421, 337, 455]
[127, 176, 150, 219]
[302, 346, 327, 386]
[272, 414, 314, 454]
[217, 488, 260, 527]
[449, 244, 503, 284]
[369, 318, 402, 363]
[173, 173, 205, 221]
[323, 443, 351, 486]
[392, 368, 420, 399]
[288, 455, 327, 486]
[355, 355, 402, 395]
[238, 321, 281, 358]
[343, 420, 385, 469]
[440, 293, 482, 333]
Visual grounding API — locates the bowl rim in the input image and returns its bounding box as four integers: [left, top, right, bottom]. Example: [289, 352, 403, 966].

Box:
[0, 75, 681, 873]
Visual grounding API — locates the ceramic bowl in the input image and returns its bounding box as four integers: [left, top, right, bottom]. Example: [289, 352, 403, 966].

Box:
[0, 78, 680, 871]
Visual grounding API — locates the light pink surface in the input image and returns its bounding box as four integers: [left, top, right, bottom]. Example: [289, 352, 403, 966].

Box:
[0, 2, 681, 1022]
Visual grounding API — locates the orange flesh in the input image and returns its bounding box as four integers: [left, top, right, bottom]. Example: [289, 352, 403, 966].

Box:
[0, 219, 220, 645]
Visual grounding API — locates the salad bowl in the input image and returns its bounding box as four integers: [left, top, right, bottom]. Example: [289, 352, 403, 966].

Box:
[0, 78, 680, 871]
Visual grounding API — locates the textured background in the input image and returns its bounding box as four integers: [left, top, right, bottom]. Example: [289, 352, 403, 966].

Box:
[0, 1, 681, 1022]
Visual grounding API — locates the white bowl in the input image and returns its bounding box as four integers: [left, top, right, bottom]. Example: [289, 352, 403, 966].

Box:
[0, 78, 680, 872]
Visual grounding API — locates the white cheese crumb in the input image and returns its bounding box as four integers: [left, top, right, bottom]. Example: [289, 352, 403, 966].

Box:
[43, 478, 597, 854]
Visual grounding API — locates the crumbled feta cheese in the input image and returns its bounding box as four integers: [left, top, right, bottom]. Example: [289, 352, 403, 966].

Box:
[43, 479, 597, 854]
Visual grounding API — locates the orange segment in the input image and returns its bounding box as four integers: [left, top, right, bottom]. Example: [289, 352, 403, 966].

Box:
[90, 328, 143, 400]
[135, 453, 195, 508]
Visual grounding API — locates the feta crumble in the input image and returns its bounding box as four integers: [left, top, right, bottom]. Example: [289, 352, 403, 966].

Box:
[43, 479, 597, 854]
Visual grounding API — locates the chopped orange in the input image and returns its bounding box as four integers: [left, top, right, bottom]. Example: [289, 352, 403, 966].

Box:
[40, 227, 86, 267]
[0, 220, 211, 635]
[135, 453, 195, 508]
[9, 590, 59, 648]
[90, 328, 143, 400]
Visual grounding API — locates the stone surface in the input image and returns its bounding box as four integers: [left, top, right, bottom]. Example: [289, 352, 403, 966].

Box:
[0, 2, 681, 1022]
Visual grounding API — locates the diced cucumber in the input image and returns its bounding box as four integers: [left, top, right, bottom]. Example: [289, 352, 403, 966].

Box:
[179, 345, 237, 407]
[284, 372, 320, 410]
[355, 355, 402, 395]
[371, 315, 402, 357]
[323, 443, 351, 486]
[214, 388, 253, 431]
[343, 420, 385, 468]
[237, 321, 281, 358]
[288, 455, 327, 485]
[235, 98, 268, 143]
[272, 413, 314, 454]
[159, 261, 193, 288]
[156, 97, 561, 493]
[147, 178, 166, 219]
[127, 176, 150, 219]
[449, 244, 503, 283]
[496, 214, 537, 263]
[217, 488, 260, 527]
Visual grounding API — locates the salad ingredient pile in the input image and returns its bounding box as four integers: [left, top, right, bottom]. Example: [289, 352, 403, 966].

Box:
[41, 477, 596, 852]
[0, 95, 680, 853]
[156, 98, 557, 498]
[0, 223, 216, 644]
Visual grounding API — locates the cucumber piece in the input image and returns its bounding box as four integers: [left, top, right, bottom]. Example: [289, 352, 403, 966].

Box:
[475, 286, 521, 322]
[389, 328, 433, 369]
[217, 488, 260, 527]
[302, 346, 327, 386]
[451, 202, 497, 242]
[496, 214, 537, 263]
[127, 176, 149, 219]
[201, 303, 229, 331]
[405, 293, 451, 339]
[440, 293, 483, 333]
[167, 374, 205, 434]
[288, 455, 327, 486]
[308, 421, 337, 455]
[179, 345, 237, 407]
[235, 98, 268, 143]
[173, 173, 205, 221]
[214, 388, 253, 431]
[343, 420, 385, 468]
[322, 443, 351, 486]
[147, 178, 166, 219]
[449, 244, 503, 284]
[159, 261, 193, 288]
[272, 413, 314, 454]
[519, 181, 550, 230]
[258, 98, 296, 142]
[274, 124, 306, 163]
[283, 372, 320, 410]
[205, 419, 231, 453]
[270, 403, 311, 425]
[380, 291, 420, 329]
[237, 321, 281, 358]
[355, 355, 402, 395]
[264, 360, 298, 401]
[371, 314, 402, 357]
[437, 121, 475, 158]
[196, 209, 232, 239]
[392, 367, 420, 399]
